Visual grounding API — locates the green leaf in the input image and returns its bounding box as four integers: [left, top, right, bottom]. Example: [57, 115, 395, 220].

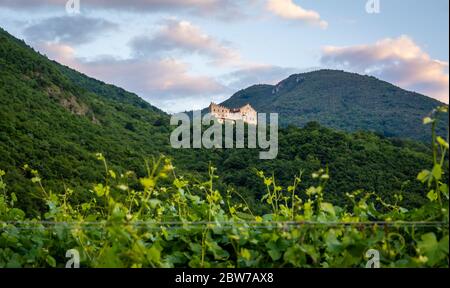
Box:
[418, 233, 448, 267]
[423, 117, 434, 125]
[165, 252, 186, 265]
[439, 184, 449, 200]
[207, 241, 229, 260]
[437, 136, 449, 149]
[300, 244, 319, 263]
[268, 249, 281, 261]
[7, 208, 25, 220]
[399, 207, 408, 214]
[147, 246, 161, 263]
[148, 199, 162, 209]
[284, 245, 306, 266]
[437, 106, 449, 113]
[81, 203, 91, 211]
[426, 190, 438, 202]
[189, 243, 202, 254]
[235, 212, 254, 220]
[266, 241, 282, 261]
[325, 230, 342, 254]
[320, 202, 335, 216]
[108, 170, 116, 179]
[6, 255, 22, 268]
[306, 187, 317, 196]
[431, 165, 442, 181]
[140, 178, 155, 189]
[417, 170, 430, 183]
[264, 178, 273, 186]
[95, 153, 105, 161]
[240, 248, 251, 261]
[46, 255, 57, 268]
[94, 184, 105, 197]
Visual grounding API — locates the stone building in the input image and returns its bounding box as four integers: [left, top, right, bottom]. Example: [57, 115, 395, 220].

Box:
[209, 102, 257, 125]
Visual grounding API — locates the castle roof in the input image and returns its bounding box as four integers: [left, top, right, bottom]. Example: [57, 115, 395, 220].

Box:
[210, 102, 255, 112]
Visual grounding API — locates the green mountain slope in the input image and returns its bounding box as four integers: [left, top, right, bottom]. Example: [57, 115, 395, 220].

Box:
[220, 70, 448, 141]
[0, 27, 173, 212]
[0, 27, 443, 214]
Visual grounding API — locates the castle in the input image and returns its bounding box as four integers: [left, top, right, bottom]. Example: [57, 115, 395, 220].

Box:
[209, 102, 257, 125]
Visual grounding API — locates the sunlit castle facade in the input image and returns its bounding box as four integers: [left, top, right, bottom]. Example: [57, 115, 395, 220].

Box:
[209, 103, 257, 125]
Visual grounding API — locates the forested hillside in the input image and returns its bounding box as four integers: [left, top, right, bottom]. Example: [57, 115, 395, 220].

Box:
[0, 27, 445, 216]
[0, 26, 448, 269]
[220, 70, 448, 142]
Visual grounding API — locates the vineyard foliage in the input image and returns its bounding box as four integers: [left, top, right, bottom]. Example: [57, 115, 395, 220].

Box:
[0, 107, 448, 268]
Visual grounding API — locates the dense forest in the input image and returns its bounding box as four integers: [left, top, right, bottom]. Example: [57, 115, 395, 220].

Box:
[0, 27, 444, 216]
[0, 108, 448, 267]
[220, 70, 448, 142]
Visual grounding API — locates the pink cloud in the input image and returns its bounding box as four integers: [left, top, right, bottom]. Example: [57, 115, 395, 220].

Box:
[266, 0, 328, 29]
[36, 41, 227, 112]
[130, 19, 242, 66]
[321, 36, 449, 103]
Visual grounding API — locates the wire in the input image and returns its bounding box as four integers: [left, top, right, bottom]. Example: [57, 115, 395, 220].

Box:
[1, 220, 447, 230]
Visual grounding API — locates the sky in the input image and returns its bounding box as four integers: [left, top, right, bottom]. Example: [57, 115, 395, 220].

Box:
[0, 0, 448, 113]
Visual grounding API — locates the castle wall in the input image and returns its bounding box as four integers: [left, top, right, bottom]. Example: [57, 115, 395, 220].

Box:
[209, 103, 257, 125]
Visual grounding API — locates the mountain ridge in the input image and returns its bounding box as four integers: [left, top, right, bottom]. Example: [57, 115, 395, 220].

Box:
[217, 69, 447, 142]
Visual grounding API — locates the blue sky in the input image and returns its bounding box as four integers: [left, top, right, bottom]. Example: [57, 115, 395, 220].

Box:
[0, 0, 448, 112]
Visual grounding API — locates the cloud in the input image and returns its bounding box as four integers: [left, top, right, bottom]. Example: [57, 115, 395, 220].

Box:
[130, 19, 241, 66]
[321, 36, 449, 103]
[224, 64, 297, 89]
[0, 0, 242, 19]
[35, 41, 78, 65]
[84, 58, 224, 97]
[23, 16, 118, 45]
[25, 16, 263, 112]
[36, 42, 228, 112]
[266, 0, 328, 29]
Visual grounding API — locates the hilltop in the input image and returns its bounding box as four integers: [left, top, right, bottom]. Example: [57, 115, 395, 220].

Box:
[220, 69, 448, 142]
